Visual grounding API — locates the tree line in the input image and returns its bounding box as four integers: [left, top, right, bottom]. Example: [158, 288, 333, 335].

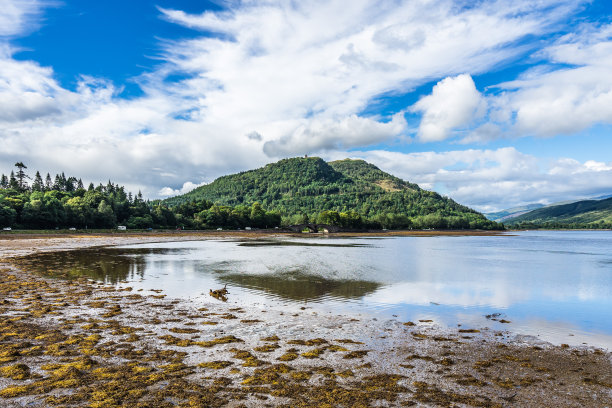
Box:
[0, 163, 281, 230]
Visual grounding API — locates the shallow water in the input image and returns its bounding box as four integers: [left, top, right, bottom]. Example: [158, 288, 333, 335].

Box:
[21, 231, 612, 348]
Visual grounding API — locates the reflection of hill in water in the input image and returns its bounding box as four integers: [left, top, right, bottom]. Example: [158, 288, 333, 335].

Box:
[17, 248, 184, 284]
[237, 240, 370, 248]
[218, 272, 381, 302]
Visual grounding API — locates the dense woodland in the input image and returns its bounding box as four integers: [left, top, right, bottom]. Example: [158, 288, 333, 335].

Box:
[1, 159, 503, 231]
[0, 163, 281, 230]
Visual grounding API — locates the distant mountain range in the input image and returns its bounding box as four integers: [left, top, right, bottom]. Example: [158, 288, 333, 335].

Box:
[164, 157, 501, 230]
[485, 204, 545, 222]
[489, 196, 612, 228]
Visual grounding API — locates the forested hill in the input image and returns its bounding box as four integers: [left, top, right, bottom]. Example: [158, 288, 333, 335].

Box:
[163, 157, 500, 230]
[506, 197, 612, 229]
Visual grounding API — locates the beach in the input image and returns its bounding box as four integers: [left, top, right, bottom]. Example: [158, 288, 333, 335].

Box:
[0, 233, 610, 407]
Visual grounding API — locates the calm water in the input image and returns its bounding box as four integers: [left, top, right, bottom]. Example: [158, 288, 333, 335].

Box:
[23, 231, 612, 348]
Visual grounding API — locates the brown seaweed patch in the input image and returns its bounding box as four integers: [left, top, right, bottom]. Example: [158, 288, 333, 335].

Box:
[261, 335, 280, 342]
[254, 343, 280, 353]
[169, 328, 199, 334]
[198, 361, 233, 370]
[277, 352, 299, 362]
[458, 329, 480, 333]
[0, 363, 30, 380]
[343, 350, 369, 359]
[334, 339, 364, 345]
[301, 347, 327, 359]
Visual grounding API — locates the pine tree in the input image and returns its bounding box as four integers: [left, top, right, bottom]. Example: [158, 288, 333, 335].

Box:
[45, 173, 53, 190]
[88, 182, 95, 191]
[14, 162, 29, 191]
[65, 177, 77, 192]
[32, 171, 44, 191]
[77, 179, 84, 190]
[9, 171, 18, 190]
[0, 174, 8, 189]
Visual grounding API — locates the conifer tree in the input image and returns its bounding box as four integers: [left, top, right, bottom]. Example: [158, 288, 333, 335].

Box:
[45, 173, 53, 190]
[32, 171, 44, 191]
[14, 162, 29, 191]
[0, 174, 7, 189]
[9, 171, 18, 190]
[54, 174, 62, 191]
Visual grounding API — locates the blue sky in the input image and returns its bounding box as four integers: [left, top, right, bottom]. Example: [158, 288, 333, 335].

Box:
[1, 0, 612, 212]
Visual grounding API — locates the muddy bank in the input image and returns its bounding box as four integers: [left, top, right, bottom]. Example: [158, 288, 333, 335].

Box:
[0, 235, 610, 407]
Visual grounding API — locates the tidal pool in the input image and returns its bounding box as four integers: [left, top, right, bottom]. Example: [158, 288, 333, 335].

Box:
[20, 230, 612, 348]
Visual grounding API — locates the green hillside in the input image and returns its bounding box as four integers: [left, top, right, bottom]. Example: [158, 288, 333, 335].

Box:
[163, 157, 500, 230]
[507, 197, 612, 229]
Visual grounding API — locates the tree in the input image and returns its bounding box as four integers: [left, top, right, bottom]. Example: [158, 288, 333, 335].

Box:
[0, 204, 16, 227]
[250, 202, 266, 228]
[32, 171, 44, 192]
[45, 173, 53, 190]
[14, 162, 29, 191]
[96, 200, 116, 228]
[317, 210, 341, 225]
[0, 174, 8, 189]
[65, 196, 93, 228]
[9, 171, 18, 190]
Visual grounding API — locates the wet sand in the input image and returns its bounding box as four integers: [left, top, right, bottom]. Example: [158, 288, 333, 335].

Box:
[0, 233, 610, 407]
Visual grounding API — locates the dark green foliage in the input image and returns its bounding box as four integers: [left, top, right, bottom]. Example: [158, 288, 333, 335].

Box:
[0, 158, 503, 231]
[163, 157, 501, 230]
[508, 197, 612, 229]
[0, 164, 281, 230]
[0, 202, 17, 227]
[31, 171, 44, 192]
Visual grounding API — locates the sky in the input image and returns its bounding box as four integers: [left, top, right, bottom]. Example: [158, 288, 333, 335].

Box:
[1, 0, 612, 212]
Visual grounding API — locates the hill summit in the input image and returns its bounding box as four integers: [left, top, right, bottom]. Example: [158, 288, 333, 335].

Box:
[164, 157, 500, 230]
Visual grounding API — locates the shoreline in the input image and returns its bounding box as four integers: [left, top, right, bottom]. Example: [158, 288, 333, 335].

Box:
[0, 234, 610, 407]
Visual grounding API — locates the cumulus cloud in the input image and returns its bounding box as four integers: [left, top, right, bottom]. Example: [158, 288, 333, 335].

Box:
[351, 148, 612, 213]
[263, 113, 406, 157]
[158, 181, 208, 197]
[412, 74, 485, 142]
[490, 23, 612, 138]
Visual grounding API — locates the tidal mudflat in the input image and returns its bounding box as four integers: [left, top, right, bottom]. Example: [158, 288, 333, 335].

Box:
[0, 233, 611, 407]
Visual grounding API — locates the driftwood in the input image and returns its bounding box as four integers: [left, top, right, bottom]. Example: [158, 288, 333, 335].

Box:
[209, 284, 229, 301]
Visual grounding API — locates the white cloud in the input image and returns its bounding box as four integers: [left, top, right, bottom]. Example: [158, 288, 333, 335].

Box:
[349, 148, 612, 212]
[0, 0, 48, 37]
[412, 74, 485, 142]
[158, 181, 208, 197]
[262, 113, 406, 157]
[490, 23, 612, 138]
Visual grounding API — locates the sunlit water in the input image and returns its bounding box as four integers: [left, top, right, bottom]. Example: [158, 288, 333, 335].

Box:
[23, 231, 612, 348]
